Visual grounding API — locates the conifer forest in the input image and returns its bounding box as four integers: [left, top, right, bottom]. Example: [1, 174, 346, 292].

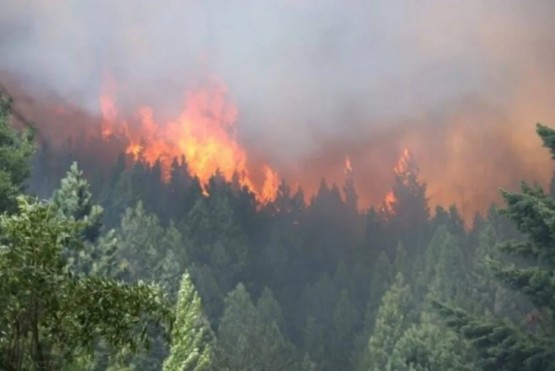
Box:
[2, 1, 555, 370]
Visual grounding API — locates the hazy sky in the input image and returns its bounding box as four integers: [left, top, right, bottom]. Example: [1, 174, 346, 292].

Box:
[2, 0, 555, 214]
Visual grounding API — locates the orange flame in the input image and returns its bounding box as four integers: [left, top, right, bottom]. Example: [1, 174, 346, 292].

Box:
[345, 156, 353, 174]
[382, 148, 412, 214]
[261, 165, 280, 203]
[394, 148, 412, 180]
[383, 190, 397, 214]
[99, 77, 279, 203]
[99, 73, 117, 139]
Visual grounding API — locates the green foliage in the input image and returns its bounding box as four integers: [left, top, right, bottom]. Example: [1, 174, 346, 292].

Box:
[216, 283, 294, 371]
[94, 202, 187, 369]
[181, 192, 250, 323]
[421, 225, 469, 304]
[389, 314, 475, 371]
[113, 201, 186, 288]
[435, 123, 555, 370]
[301, 353, 317, 371]
[301, 273, 342, 370]
[362, 273, 412, 371]
[0, 95, 34, 213]
[24, 115, 555, 370]
[188, 264, 223, 324]
[50, 162, 107, 278]
[394, 242, 411, 278]
[331, 289, 360, 369]
[364, 252, 394, 332]
[184, 195, 249, 286]
[52, 162, 103, 242]
[352, 252, 394, 369]
[0, 196, 173, 370]
[385, 150, 430, 251]
[163, 273, 214, 371]
[433, 302, 547, 371]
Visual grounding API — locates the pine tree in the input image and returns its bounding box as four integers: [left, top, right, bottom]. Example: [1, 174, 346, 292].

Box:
[188, 264, 224, 324]
[255, 288, 296, 369]
[431, 205, 465, 237]
[94, 204, 186, 371]
[466, 219, 527, 319]
[216, 284, 294, 371]
[353, 251, 395, 369]
[114, 201, 185, 284]
[419, 225, 469, 305]
[0, 196, 172, 370]
[331, 288, 359, 369]
[361, 273, 412, 371]
[0, 94, 34, 213]
[301, 353, 317, 371]
[364, 252, 394, 333]
[257, 180, 306, 323]
[183, 193, 249, 294]
[394, 242, 411, 278]
[343, 168, 358, 212]
[388, 313, 475, 371]
[48, 162, 106, 277]
[305, 179, 353, 275]
[163, 273, 214, 371]
[435, 124, 555, 370]
[52, 162, 103, 242]
[215, 283, 259, 370]
[383, 150, 430, 252]
[301, 273, 339, 368]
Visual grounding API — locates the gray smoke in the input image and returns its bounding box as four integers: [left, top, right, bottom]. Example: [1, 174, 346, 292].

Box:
[2, 0, 555, 214]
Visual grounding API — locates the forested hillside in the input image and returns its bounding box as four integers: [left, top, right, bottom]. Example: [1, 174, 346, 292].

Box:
[2, 93, 555, 370]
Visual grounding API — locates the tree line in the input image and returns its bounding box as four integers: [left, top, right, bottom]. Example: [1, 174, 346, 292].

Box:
[2, 92, 555, 370]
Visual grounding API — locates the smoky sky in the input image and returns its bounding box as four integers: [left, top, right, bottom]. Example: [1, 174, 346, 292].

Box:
[2, 0, 555, 215]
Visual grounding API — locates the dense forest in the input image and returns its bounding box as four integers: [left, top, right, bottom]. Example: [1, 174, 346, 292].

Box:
[2, 92, 555, 370]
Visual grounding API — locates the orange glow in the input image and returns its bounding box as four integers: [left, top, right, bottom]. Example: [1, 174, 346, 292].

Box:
[394, 148, 413, 182]
[345, 156, 353, 174]
[260, 165, 280, 203]
[99, 73, 117, 139]
[381, 148, 412, 215]
[99, 77, 279, 203]
[3, 69, 550, 225]
[383, 190, 397, 214]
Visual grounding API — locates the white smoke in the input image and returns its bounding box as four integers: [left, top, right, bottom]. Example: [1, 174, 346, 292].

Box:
[2, 0, 555, 207]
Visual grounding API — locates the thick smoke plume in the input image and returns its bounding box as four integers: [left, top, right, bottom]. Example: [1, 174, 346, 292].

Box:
[2, 1, 555, 218]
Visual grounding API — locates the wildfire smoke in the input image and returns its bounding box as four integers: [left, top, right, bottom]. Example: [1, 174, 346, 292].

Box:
[2, 1, 555, 222]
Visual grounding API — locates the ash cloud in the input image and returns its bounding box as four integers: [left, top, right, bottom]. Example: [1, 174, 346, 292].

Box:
[2, 0, 555, 214]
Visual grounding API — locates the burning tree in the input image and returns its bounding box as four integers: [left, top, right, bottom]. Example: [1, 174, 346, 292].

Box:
[381, 149, 430, 255]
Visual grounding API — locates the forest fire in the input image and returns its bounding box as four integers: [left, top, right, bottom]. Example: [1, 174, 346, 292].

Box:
[0, 0, 553, 229]
[345, 156, 353, 174]
[98, 77, 280, 203]
[4, 3, 555, 369]
[381, 149, 413, 215]
[2, 71, 551, 226]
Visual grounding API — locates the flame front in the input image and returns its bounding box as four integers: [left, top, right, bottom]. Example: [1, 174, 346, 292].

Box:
[100, 78, 279, 202]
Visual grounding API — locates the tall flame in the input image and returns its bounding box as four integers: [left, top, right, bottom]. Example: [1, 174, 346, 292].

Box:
[99, 72, 118, 139]
[345, 156, 353, 175]
[382, 148, 413, 214]
[383, 191, 397, 214]
[99, 77, 279, 202]
[261, 165, 280, 203]
[394, 148, 413, 182]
